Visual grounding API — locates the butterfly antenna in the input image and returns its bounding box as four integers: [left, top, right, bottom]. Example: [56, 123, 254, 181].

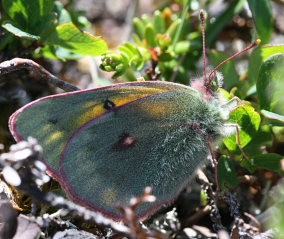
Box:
[208, 39, 261, 81]
[200, 9, 207, 81]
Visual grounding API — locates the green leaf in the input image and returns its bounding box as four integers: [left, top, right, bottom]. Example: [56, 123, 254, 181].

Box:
[27, 0, 54, 31]
[2, 0, 28, 27]
[2, 0, 54, 34]
[133, 17, 145, 39]
[218, 88, 232, 100]
[159, 53, 172, 62]
[141, 14, 153, 26]
[208, 50, 239, 90]
[145, 24, 157, 47]
[251, 153, 284, 176]
[154, 10, 165, 34]
[206, 0, 246, 45]
[112, 70, 125, 79]
[218, 156, 238, 190]
[35, 45, 58, 59]
[248, 45, 284, 84]
[36, 15, 57, 37]
[53, 1, 72, 25]
[1, 21, 40, 40]
[166, 19, 182, 39]
[257, 53, 284, 115]
[172, 2, 190, 51]
[132, 33, 144, 46]
[240, 125, 272, 158]
[261, 110, 284, 126]
[247, 0, 273, 44]
[44, 23, 108, 56]
[36, 45, 83, 60]
[124, 42, 142, 58]
[224, 106, 261, 151]
[174, 41, 190, 54]
[118, 45, 135, 58]
[30, 0, 54, 26]
[246, 85, 257, 97]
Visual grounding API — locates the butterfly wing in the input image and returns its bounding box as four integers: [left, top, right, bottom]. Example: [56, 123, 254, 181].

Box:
[9, 81, 190, 180]
[10, 81, 222, 220]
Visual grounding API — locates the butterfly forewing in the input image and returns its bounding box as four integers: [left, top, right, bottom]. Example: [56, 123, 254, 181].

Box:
[10, 82, 190, 179]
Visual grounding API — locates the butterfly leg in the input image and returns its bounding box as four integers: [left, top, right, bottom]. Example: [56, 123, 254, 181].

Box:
[223, 123, 251, 164]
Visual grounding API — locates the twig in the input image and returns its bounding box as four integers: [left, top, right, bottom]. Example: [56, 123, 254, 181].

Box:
[231, 218, 260, 238]
[244, 212, 261, 230]
[0, 58, 80, 92]
[146, 50, 161, 81]
[182, 205, 211, 226]
[117, 187, 164, 239]
[205, 135, 220, 190]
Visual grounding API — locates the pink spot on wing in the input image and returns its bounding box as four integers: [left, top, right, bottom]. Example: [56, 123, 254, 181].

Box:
[112, 133, 136, 151]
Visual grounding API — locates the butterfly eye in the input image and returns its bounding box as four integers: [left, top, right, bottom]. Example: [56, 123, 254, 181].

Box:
[208, 71, 223, 91]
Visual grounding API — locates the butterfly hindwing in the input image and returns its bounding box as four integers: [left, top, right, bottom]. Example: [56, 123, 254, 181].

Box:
[60, 87, 213, 219]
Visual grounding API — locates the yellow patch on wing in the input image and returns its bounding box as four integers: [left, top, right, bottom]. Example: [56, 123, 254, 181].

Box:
[101, 188, 117, 205]
[44, 131, 64, 145]
[42, 124, 52, 132]
[77, 105, 105, 126]
[76, 87, 169, 126]
[137, 101, 176, 117]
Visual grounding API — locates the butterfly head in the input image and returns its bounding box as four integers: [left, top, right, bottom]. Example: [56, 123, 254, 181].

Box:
[190, 69, 223, 100]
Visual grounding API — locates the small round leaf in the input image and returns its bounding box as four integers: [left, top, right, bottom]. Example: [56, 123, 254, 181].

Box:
[224, 105, 261, 151]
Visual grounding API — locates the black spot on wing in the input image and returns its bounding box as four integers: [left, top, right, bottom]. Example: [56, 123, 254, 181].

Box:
[48, 118, 58, 125]
[103, 99, 116, 110]
[112, 133, 136, 151]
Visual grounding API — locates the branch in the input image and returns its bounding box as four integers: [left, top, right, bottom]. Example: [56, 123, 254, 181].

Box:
[0, 58, 80, 92]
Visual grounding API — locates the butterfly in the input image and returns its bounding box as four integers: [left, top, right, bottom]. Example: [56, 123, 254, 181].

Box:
[8, 10, 260, 220]
[9, 79, 233, 220]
